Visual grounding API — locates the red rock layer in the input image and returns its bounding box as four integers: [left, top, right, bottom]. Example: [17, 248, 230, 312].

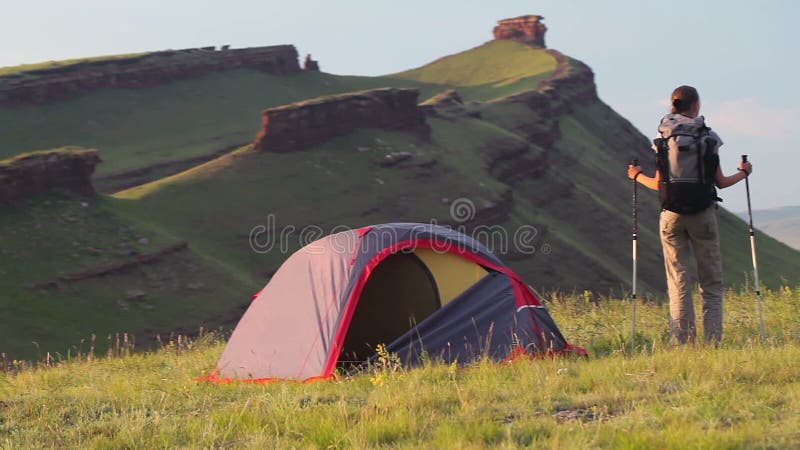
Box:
[493, 15, 547, 48]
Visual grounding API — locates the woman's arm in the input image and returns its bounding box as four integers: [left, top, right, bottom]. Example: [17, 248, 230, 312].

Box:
[627, 165, 660, 191]
[716, 160, 752, 188]
[628, 160, 753, 190]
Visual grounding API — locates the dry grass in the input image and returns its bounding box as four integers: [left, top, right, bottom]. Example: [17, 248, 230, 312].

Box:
[2, 287, 799, 448]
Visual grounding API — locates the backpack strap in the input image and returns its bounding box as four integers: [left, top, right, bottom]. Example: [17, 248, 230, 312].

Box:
[696, 128, 706, 181]
[699, 126, 723, 203]
[653, 136, 669, 207]
[654, 122, 669, 183]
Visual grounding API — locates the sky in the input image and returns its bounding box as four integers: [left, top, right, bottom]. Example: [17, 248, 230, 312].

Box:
[2, 0, 798, 211]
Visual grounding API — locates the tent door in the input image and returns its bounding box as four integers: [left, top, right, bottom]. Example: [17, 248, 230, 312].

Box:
[339, 251, 440, 364]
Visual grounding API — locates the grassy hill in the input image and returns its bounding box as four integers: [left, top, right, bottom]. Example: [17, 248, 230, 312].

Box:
[389, 39, 557, 101]
[3, 289, 800, 448]
[0, 40, 555, 187]
[0, 190, 256, 358]
[1, 39, 799, 361]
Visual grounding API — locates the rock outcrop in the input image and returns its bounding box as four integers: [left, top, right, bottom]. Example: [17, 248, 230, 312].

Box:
[253, 88, 429, 152]
[0, 45, 304, 106]
[419, 89, 481, 119]
[0, 147, 101, 204]
[303, 54, 320, 72]
[493, 15, 547, 48]
[475, 44, 599, 211]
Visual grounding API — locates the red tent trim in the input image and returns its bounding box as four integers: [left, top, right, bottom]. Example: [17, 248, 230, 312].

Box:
[197, 368, 334, 385]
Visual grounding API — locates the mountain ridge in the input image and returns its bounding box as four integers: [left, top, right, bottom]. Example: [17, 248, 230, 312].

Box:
[737, 205, 800, 250]
[0, 44, 311, 106]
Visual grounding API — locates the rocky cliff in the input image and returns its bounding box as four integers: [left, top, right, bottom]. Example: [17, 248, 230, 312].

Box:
[485, 49, 598, 150]
[0, 45, 308, 106]
[253, 88, 429, 152]
[468, 45, 603, 213]
[0, 147, 101, 204]
[493, 15, 547, 48]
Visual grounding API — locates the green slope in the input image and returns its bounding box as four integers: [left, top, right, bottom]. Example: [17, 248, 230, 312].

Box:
[389, 39, 557, 101]
[109, 96, 799, 297]
[0, 191, 255, 358]
[111, 123, 512, 281]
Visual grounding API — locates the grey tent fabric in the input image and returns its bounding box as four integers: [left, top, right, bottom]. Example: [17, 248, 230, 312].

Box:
[217, 229, 360, 380]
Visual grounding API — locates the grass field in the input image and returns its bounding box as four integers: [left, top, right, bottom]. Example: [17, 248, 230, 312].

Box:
[2, 288, 799, 448]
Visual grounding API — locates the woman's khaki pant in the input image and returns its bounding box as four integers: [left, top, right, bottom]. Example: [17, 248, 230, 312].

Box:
[660, 207, 724, 344]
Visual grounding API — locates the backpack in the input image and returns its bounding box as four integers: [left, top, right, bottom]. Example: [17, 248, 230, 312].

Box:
[653, 115, 721, 214]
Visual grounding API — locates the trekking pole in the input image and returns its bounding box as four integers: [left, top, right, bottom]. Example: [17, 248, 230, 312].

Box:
[741, 155, 766, 339]
[630, 158, 639, 350]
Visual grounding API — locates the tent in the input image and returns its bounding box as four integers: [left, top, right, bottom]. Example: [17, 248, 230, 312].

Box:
[208, 223, 584, 382]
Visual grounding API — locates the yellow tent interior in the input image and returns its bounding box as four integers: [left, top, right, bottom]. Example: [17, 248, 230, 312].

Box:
[340, 248, 488, 362]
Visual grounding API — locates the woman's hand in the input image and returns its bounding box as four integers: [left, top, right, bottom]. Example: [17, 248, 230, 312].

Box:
[738, 160, 753, 176]
[628, 165, 643, 180]
[717, 160, 754, 188]
[628, 165, 659, 190]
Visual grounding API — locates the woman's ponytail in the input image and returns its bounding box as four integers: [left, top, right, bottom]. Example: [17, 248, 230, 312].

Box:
[670, 85, 699, 114]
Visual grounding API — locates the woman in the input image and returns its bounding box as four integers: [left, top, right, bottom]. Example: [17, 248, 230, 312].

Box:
[627, 85, 752, 344]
